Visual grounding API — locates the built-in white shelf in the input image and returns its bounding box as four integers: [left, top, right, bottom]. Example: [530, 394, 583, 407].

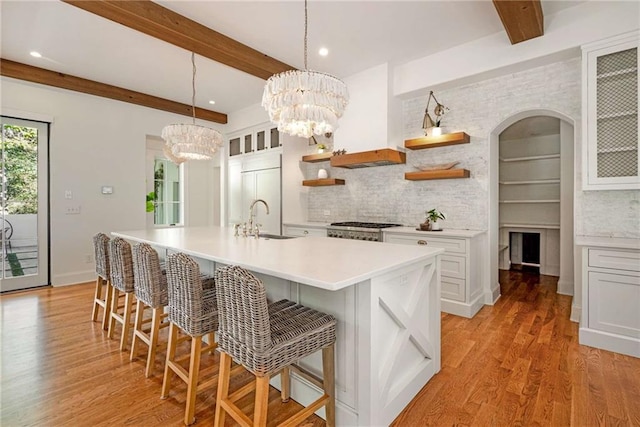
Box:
[499, 223, 560, 230]
[597, 111, 637, 120]
[597, 67, 637, 79]
[499, 199, 560, 204]
[499, 154, 560, 162]
[499, 179, 560, 185]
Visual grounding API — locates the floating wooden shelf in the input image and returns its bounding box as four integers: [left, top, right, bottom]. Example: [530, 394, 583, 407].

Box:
[404, 132, 470, 150]
[330, 148, 406, 169]
[302, 152, 332, 163]
[405, 168, 470, 181]
[302, 178, 345, 187]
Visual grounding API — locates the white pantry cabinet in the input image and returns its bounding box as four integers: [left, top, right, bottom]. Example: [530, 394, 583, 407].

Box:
[582, 31, 639, 190]
[227, 152, 282, 235]
[384, 228, 486, 318]
[579, 240, 640, 358]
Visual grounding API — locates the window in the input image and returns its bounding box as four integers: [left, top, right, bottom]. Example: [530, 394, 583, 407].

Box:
[152, 158, 182, 226]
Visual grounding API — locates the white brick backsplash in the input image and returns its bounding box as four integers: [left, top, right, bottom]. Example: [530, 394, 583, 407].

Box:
[306, 57, 640, 238]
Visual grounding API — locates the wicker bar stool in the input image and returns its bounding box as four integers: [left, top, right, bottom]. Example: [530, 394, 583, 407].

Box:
[214, 265, 337, 427]
[161, 252, 218, 426]
[107, 237, 137, 352]
[130, 243, 170, 378]
[91, 233, 113, 330]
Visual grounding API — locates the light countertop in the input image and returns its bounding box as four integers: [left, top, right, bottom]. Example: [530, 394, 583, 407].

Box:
[283, 222, 330, 229]
[383, 227, 486, 238]
[113, 226, 443, 291]
[575, 235, 640, 250]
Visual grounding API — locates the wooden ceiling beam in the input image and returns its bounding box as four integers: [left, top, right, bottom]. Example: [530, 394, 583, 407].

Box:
[0, 59, 227, 124]
[62, 0, 295, 80]
[492, 0, 544, 44]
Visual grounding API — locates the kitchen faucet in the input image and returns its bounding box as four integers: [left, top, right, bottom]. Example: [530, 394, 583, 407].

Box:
[248, 199, 269, 235]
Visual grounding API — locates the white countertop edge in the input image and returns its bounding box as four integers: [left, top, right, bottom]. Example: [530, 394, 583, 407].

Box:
[112, 230, 444, 291]
[383, 227, 487, 238]
[575, 235, 640, 250]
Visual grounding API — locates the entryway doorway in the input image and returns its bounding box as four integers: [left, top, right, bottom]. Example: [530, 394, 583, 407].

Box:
[0, 117, 50, 292]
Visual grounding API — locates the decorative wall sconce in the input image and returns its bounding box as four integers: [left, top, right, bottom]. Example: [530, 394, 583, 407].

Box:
[422, 91, 449, 136]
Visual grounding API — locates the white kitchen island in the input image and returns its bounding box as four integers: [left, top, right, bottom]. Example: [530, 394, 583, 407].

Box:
[112, 226, 443, 426]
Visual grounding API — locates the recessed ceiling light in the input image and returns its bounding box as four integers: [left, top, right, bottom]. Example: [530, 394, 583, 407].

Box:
[30, 51, 42, 58]
[318, 47, 329, 57]
[209, 100, 216, 105]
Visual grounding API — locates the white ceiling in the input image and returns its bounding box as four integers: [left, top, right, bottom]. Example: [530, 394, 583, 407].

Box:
[1, 1, 585, 117]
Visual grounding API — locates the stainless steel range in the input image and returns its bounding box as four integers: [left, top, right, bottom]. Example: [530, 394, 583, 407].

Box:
[326, 221, 402, 242]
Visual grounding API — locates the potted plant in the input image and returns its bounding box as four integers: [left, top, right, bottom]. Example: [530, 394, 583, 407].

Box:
[426, 209, 445, 231]
[317, 143, 326, 153]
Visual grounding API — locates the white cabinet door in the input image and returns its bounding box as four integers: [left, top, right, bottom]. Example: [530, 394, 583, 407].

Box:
[588, 271, 640, 338]
[227, 159, 242, 225]
[254, 168, 281, 235]
[583, 32, 639, 190]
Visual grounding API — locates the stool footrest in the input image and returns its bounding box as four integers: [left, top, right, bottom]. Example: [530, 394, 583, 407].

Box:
[287, 363, 324, 390]
[277, 394, 329, 427]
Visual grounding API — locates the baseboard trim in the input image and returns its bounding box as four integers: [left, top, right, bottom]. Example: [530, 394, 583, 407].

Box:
[441, 294, 484, 318]
[570, 305, 581, 323]
[579, 327, 640, 358]
[52, 270, 94, 287]
[557, 280, 574, 296]
[484, 283, 501, 305]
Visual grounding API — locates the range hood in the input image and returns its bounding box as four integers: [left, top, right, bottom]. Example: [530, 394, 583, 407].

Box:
[330, 148, 406, 169]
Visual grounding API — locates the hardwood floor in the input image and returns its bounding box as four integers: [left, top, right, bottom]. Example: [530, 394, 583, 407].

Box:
[393, 270, 640, 426]
[1, 271, 639, 426]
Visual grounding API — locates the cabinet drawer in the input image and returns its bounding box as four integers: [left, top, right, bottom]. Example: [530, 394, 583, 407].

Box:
[589, 248, 640, 272]
[442, 276, 465, 302]
[588, 271, 640, 338]
[442, 255, 466, 279]
[385, 234, 467, 254]
[284, 226, 326, 238]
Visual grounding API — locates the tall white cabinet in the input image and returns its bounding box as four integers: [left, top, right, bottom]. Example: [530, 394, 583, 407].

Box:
[227, 138, 282, 235]
[582, 31, 639, 190]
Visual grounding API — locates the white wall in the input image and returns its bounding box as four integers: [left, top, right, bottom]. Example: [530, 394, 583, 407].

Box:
[1, 77, 222, 286]
[394, 1, 640, 97]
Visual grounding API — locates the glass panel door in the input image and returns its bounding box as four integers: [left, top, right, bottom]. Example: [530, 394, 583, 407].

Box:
[0, 117, 49, 292]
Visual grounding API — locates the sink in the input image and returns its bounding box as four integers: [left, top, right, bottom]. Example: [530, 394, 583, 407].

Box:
[258, 233, 296, 240]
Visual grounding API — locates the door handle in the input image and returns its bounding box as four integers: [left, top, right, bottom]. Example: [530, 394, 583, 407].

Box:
[417, 240, 427, 245]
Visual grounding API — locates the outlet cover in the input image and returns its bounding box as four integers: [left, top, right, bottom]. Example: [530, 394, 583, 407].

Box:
[323, 210, 330, 216]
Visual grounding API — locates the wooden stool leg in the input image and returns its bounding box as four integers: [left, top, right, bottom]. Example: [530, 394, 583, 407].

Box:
[102, 281, 113, 331]
[161, 323, 178, 399]
[322, 345, 336, 427]
[145, 307, 162, 378]
[120, 292, 134, 351]
[130, 300, 145, 361]
[254, 375, 270, 427]
[281, 367, 291, 402]
[108, 288, 120, 340]
[184, 336, 202, 426]
[214, 352, 232, 427]
[91, 277, 102, 322]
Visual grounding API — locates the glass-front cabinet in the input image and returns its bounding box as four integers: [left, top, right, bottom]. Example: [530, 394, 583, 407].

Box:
[228, 122, 281, 157]
[583, 31, 639, 190]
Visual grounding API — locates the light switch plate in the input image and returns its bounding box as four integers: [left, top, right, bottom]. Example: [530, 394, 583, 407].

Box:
[101, 186, 113, 194]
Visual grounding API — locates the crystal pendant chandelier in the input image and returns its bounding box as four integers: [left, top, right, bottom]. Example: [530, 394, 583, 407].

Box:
[261, 0, 349, 139]
[161, 52, 222, 162]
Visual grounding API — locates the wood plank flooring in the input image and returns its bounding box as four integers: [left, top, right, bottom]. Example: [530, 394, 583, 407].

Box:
[393, 270, 640, 426]
[1, 271, 639, 426]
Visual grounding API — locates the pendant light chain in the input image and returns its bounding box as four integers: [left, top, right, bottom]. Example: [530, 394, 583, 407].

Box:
[191, 52, 197, 125]
[304, 0, 308, 70]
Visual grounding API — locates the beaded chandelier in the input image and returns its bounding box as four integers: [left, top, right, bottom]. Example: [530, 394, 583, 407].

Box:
[162, 52, 222, 161]
[261, 0, 349, 139]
